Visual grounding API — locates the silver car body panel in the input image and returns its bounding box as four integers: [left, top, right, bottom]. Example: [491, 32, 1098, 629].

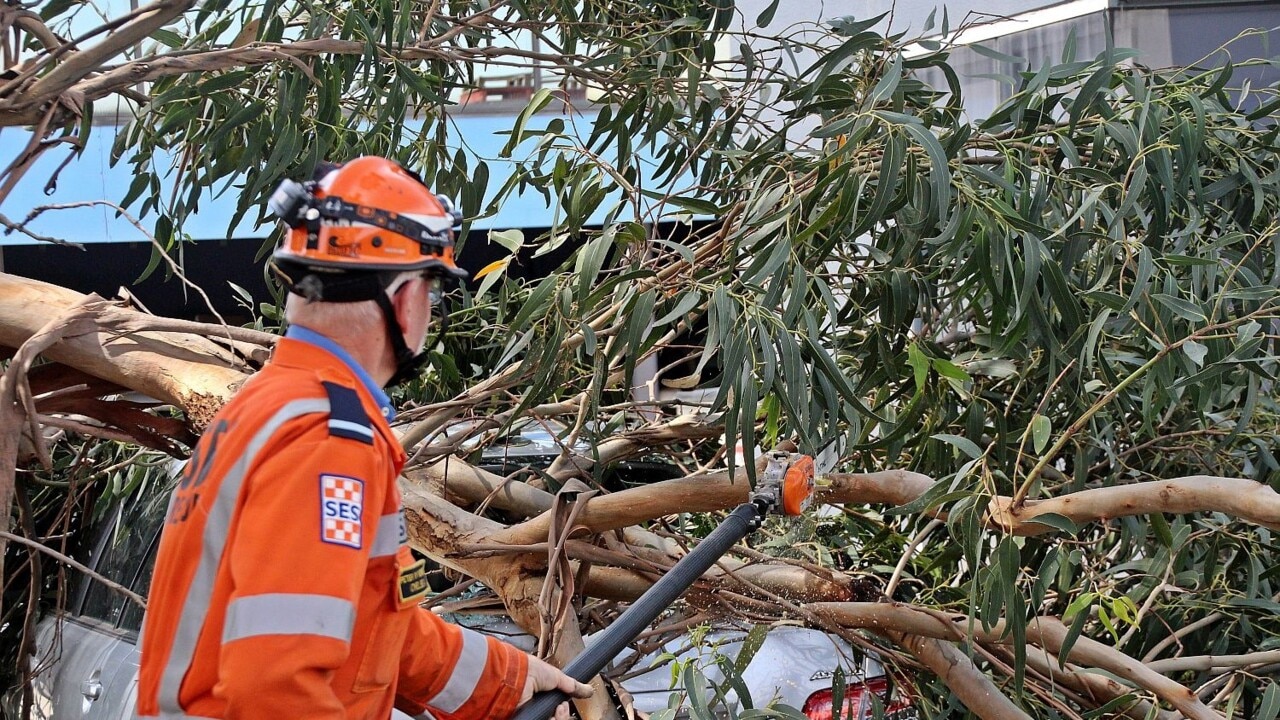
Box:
[22, 617, 137, 720]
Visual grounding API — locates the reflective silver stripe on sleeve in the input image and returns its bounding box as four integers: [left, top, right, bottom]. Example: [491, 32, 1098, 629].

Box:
[426, 628, 490, 713]
[370, 512, 404, 558]
[223, 593, 355, 643]
[158, 398, 330, 717]
[329, 418, 374, 440]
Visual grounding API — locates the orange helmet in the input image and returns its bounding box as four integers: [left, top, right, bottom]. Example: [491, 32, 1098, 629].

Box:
[269, 156, 467, 300]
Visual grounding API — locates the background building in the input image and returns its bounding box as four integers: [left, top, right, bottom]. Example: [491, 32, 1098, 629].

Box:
[739, 0, 1280, 119]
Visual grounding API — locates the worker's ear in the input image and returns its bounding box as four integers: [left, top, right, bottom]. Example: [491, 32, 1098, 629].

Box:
[389, 277, 425, 331]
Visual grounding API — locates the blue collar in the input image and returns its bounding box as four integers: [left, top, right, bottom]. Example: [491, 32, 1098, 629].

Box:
[285, 325, 396, 422]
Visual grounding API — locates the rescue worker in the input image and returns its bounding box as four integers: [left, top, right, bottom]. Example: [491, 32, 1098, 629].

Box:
[136, 156, 592, 720]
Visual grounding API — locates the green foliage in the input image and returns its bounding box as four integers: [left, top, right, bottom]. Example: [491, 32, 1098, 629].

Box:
[33, 1, 1280, 715]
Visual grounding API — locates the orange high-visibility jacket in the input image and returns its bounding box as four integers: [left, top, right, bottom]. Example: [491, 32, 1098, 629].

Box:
[137, 328, 528, 720]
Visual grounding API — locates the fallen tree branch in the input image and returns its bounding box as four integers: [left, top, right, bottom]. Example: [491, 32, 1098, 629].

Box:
[0, 296, 102, 590]
[495, 464, 1280, 547]
[989, 476, 1280, 535]
[410, 456, 556, 517]
[890, 631, 1031, 720]
[1018, 616, 1219, 720]
[1148, 650, 1280, 675]
[807, 603, 1222, 720]
[0, 274, 257, 428]
[1016, 645, 1173, 720]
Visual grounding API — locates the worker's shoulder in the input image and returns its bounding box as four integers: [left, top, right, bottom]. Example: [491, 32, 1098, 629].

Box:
[231, 365, 378, 445]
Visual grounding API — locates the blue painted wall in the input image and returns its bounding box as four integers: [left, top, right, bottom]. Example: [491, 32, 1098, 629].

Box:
[0, 110, 647, 246]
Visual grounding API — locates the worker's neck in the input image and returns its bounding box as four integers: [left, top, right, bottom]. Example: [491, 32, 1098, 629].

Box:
[302, 326, 396, 388]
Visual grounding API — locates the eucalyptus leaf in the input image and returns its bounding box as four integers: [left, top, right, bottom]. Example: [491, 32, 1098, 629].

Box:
[1153, 294, 1207, 322]
[1182, 339, 1209, 367]
[488, 228, 524, 253]
[1030, 414, 1051, 454]
[933, 433, 983, 460]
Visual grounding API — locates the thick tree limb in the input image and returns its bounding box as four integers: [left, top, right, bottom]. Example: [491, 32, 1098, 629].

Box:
[496, 466, 753, 544]
[0, 296, 101, 600]
[12, 0, 196, 111]
[1, 9, 63, 56]
[399, 484, 622, 720]
[1018, 646, 1172, 720]
[503, 578, 619, 720]
[890, 632, 1031, 720]
[496, 463, 1280, 549]
[989, 477, 1280, 535]
[819, 470, 937, 507]
[1018, 616, 1219, 720]
[1148, 650, 1280, 674]
[456, 535, 859, 604]
[807, 603, 1221, 720]
[0, 274, 256, 428]
[410, 457, 556, 516]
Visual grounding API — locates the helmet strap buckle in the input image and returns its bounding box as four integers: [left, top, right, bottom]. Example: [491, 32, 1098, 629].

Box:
[373, 290, 430, 387]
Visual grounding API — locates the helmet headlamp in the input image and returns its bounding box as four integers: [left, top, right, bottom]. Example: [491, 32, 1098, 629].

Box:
[268, 179, 316, 228]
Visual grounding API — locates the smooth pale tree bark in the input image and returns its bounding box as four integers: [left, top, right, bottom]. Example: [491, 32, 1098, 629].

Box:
[989, 478, 1280, 534]
[808, 603, 1222, 720]
[891, 632, 1031, 720]
[1017, 647, 1172, 720]
[0, 274, 266, 427]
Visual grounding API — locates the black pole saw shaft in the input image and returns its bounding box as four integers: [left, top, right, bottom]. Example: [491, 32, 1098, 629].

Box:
[512, 501, 763, 720]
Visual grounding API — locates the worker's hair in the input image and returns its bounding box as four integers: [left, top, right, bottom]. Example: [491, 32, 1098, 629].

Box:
[283, 270, 419, 335]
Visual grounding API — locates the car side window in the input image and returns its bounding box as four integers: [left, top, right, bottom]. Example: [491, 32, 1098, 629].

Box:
[115, 525, 164, 634]
[80, 472, 178, 633]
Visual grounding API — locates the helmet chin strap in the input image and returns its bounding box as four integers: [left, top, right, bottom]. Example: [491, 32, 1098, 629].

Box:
[373, 292, 430, 387]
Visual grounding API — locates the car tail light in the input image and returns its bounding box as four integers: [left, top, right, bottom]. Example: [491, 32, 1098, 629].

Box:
[802, 676, 916, 720]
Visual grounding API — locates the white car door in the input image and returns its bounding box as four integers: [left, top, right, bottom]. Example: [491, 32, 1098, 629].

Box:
[23, 616, 121, 720]
[89, 641, 140, 720]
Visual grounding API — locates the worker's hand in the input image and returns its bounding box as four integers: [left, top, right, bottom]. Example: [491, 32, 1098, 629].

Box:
[519, 655, 594, 720]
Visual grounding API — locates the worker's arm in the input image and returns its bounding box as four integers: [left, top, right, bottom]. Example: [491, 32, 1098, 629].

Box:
[395, 616, 594, 720]
[393, 610, 528, 720]
[218, 430, 385, 720]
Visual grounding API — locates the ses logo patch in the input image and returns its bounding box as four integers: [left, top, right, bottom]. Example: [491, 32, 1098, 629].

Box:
[320, 474, 364, 548]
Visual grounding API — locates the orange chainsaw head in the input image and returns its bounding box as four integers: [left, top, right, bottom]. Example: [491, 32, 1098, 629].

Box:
[782, 454, 816, 516]
[270, 156, 467, 280]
